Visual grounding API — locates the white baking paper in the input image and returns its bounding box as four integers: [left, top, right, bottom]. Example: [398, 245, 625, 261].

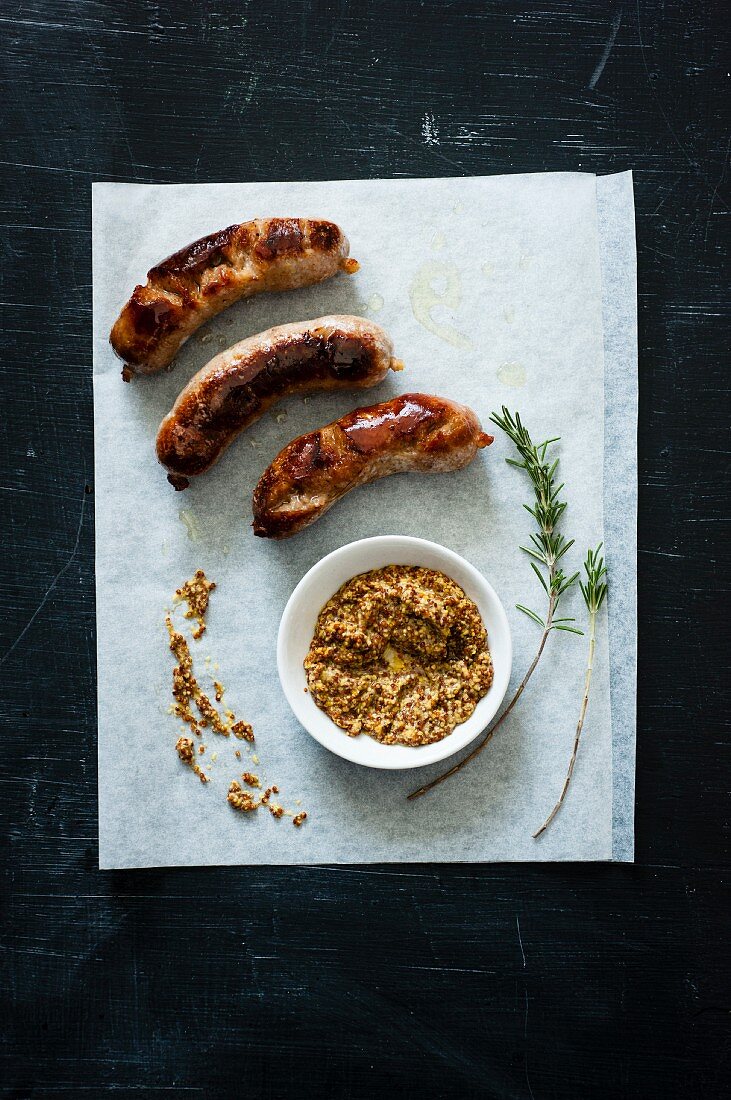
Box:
[92, 172, 637, 867]
[596, 172, 638, 861]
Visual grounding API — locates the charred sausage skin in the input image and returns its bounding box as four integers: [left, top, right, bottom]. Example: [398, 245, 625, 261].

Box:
[110, 218, 357, 377]
[156, 315, 402, 490]
[252, 393, 493, 539]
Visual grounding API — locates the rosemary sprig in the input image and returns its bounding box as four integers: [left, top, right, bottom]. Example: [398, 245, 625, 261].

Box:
[408, 408, 580, 802]
[533, 545, 608, 838]
[496, 407, 581, 635]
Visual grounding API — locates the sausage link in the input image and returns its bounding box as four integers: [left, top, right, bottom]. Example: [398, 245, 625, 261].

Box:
[252, 393, 493, 539]
[110, 218, 357, 377]
[157, 315, 402, 489]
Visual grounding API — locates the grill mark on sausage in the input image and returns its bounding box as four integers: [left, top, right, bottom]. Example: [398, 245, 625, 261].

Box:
[150, 225, 241, 278]
[340, 394, 436, 454]
[309, 221, 340, 251]
[125, 291, 180, 340]
[253, 218, 304, 260]
[206, 337, 374, 431]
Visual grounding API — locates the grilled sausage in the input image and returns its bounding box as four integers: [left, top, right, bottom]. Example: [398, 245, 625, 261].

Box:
[252, 393, 493, 539]
[110, 218, 357, 377]
[157, 316, 403, 490]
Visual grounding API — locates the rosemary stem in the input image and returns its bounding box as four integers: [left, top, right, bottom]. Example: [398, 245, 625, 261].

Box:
[407, 590, 557, 802]
[532, 610, 597, 839]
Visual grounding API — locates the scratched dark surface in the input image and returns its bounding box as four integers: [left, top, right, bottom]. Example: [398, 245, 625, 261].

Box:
[2, 1, 729, 1097]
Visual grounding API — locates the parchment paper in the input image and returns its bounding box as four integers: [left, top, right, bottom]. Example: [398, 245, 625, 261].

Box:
[92, 172, 637, 867]
[597, 172, 638, 861]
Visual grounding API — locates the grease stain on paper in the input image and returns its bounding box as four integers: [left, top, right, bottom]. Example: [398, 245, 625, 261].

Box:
[409, 260, 473, 350]
[497, 362, 527, 388]
[431, 231, 446, 251]
[482, 261, 494, 277]
[367, 292, 384, 313]
[179, 509, 202, 542]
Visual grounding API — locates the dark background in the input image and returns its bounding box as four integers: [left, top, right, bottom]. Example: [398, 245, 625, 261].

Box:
[2, 2, 729, 1097]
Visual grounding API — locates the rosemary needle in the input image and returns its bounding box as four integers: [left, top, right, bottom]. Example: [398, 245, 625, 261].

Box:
[408, 408, 580, 802]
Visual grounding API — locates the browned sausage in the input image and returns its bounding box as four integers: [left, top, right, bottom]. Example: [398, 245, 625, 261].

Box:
[156, 316, 403, 490]
[252, 394, 493, 539]
[110, 218, 357, 377]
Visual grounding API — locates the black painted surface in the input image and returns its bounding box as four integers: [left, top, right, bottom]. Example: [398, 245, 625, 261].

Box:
[2, 2, 729, 1096]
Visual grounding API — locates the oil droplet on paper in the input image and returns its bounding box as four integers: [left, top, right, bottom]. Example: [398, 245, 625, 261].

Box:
[368, 292, 384, 313]
[481, 261, 494, 277]
[503, 307, 515, 324]
[431, 231, 446, 251]
[452, 200, 464, 214]
[497, 361, 526, 388]
[179, 509, 202, 542]
[409, 260, 473, 350]
[518, 254, 532, 270]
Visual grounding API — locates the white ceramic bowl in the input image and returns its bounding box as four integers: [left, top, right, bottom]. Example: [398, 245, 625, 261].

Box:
[277, 535, 513, 770]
